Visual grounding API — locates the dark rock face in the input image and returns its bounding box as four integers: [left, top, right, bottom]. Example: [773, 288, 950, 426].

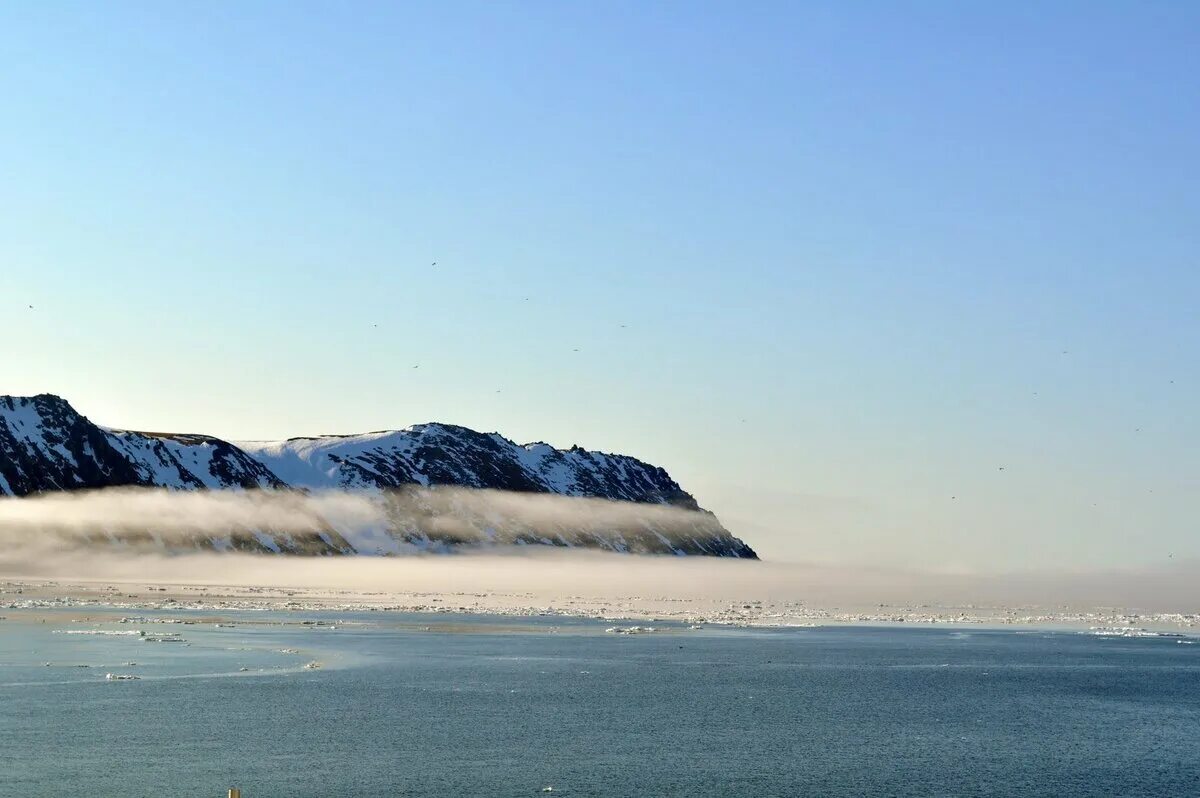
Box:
[0, 394, 757, 559]
[0, 395, 148, 494]
[0, 395, 285, 495]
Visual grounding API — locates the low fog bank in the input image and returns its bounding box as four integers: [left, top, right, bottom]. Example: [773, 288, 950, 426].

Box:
[0, 486, 733, 553]
[0, 487, 1194, 612]
[0, 488, 378, 539]
[0, 547, 1195, 613]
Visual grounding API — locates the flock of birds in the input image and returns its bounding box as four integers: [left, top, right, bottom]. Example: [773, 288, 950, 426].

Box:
[355, 268, 1173, 528]
[369, 259, 609, 383]
[18, 284, 1181, 562]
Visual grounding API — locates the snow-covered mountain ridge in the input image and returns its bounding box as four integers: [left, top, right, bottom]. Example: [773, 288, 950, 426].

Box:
[0, 394, 757, 558]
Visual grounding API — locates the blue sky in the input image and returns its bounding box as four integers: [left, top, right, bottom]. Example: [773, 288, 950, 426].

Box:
[2, 2, 1197, 567]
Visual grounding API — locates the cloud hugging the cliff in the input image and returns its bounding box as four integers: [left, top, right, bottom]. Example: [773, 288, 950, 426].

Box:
[0, 485, 728, 552]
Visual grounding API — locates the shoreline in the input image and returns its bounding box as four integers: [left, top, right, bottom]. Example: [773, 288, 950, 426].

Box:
[3, 577, 1197, 635]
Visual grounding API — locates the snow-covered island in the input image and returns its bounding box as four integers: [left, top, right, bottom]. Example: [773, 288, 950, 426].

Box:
[0, 394, 756, 558]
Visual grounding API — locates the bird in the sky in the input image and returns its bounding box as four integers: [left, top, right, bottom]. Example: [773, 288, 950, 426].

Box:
[998, 467, 1005, 471]
[572, 348, 579, 352]
[412, 364, 419, 369]
[28, 304, 33, 310]
[432, 261, 437, 267]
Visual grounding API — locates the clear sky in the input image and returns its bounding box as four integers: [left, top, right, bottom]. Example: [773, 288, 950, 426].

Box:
[2, 2, 1197, 568]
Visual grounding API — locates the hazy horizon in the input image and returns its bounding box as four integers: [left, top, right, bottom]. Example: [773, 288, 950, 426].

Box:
[0, 483, 1196, 614]
[3, 543, 1198, 614]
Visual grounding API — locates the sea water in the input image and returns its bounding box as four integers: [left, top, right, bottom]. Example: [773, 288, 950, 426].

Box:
[1, 609, 1198, 797]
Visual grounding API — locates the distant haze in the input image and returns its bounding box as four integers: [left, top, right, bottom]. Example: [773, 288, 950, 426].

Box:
[0, 546, 1196, 615]
[0, 486, 1196, 613]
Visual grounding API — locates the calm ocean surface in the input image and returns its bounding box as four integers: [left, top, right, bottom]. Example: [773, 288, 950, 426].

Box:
[1, 609, 1197, 797]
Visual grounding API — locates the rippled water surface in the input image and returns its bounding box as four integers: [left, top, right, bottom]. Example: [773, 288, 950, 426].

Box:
[2, 609, 1198, 797]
